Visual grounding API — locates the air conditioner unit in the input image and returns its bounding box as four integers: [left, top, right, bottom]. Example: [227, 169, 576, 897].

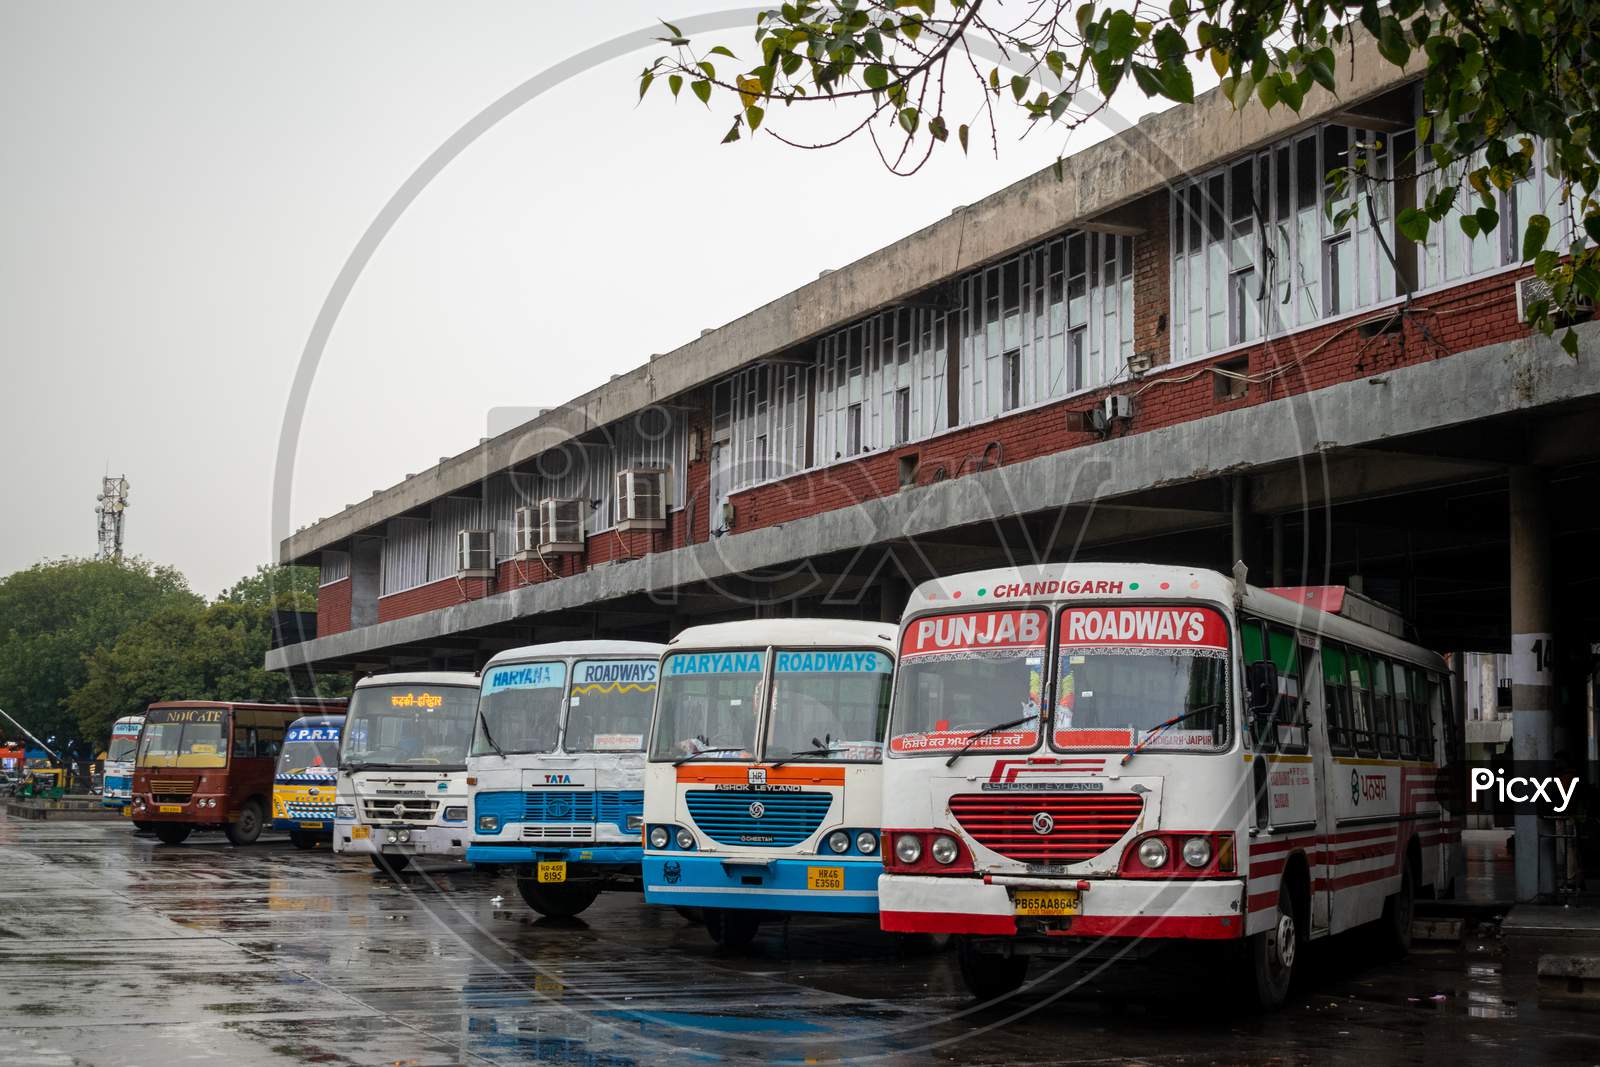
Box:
[1103, 393, 1134, 422]
[455, 530, 495, 578]
[615, 468, 667, 532]
[512, 507, 538, 557]
[1516, 275, 1592, 324]
[537, 498, 585, 554]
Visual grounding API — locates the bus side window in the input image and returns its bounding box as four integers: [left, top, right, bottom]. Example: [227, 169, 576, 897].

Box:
[257, 724, 284, 760]
[1323, 643, 1352, 754]
[233, 726, 257, 758]
[1389, 659, 1413, 758]
[1416, 670, 1439, 760]
[1267, 625, 1308, 752]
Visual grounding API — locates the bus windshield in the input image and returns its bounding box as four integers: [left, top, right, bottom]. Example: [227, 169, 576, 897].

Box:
[890, 609, 1048, 756]
[565, 659, 657, 752]
[277, 724, 341, 776]
[106, 731, 140, 764]
[649, 650, 765, 761]
[1053, 605, 1231, 752]
[765, 649, 892, 762]
[137, 708, 228, 769]
[343, 685, 477, 769]
[473, 661, 566, 756]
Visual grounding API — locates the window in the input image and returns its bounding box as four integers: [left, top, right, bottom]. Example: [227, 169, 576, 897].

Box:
[1241, 619, 1309, 752]
[1001, 350, 1021, 411]
[1324, 643, 1353, 754]
[894, 387, 911, 445]
[845, 403, 863, 456]
[717, 362, 809, 492]
[1347, 649, 1376, 755]
[1372, 658, 1398, 757]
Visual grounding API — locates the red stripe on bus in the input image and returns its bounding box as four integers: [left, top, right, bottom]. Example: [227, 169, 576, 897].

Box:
[879, 911, 1015, 935]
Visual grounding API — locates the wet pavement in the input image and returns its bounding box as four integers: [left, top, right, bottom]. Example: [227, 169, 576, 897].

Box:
[2, 813, 1598, 1066]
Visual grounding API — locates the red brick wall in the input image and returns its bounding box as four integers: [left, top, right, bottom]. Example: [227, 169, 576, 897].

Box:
[1131, 193, 1171, 364]
[377, 576, 495, 622]
[317, 578, 351, 636]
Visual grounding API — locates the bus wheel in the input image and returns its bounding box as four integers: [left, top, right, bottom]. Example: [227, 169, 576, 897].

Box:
[153, 824, 191, 846]
[673, 906, 705, 926]
[956, 938, 1029, 1001]
[131, 820, 154, 832]
[224, 800, 264, 846]
[1246, 885, 1299, 1010]
[1379, 857, 1416, 956]
[703, 908, 761, 948]
[289, 831, 318, 851]
[372, 853, 411, 873]
[516, 878, 600, 918]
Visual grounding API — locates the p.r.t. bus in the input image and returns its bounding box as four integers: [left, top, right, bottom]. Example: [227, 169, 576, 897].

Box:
[642, 620, 896, 946]
[878, 565, 1458, 1007]
[102, 714, 143, 811]
[465, 641, 664, 917]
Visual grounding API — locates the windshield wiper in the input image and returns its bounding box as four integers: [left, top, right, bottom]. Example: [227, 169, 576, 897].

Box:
[771, 737, 834, 769]
[945, 716, 1034, 767]
[1119, 703, 1224, 767]
[673, 745, 747, 767]
[476, 710, 506, 758]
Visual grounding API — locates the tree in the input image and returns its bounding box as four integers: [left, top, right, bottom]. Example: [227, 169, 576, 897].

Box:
[0, 558, 198, 743]
[217, 563, 320, 612]
[642, 0, 1599, 352]
[67, 593, 347, 744]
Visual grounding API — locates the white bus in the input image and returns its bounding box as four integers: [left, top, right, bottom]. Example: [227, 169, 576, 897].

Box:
[465, 640, 665, 918]
[334, 671, 479, 872]
[103, 715, 143, 812]
[642, 620, 897, 947]
[878, 565, 1459, 1007]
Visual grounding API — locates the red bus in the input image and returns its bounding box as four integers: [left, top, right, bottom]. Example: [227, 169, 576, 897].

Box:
[130, 701, 345, 846]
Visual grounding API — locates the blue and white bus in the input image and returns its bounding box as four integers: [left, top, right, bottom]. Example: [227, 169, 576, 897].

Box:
[466, 641, 665, 918]
[642, 620, 897, 946]
[103, 715, 143, 811]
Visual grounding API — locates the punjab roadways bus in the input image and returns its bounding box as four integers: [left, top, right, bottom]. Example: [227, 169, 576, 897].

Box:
[642, 620, 897, 947]
[464, 641, 665, 918]
[334, 672, 479, 873]
[272, 714, 345, 850]
[102, 715, 143, 811]
[131, 701, 345, 846]
[877, 565, 1460, 1008]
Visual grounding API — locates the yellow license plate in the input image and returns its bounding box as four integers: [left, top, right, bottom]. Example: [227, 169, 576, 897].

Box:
[351, 825, 370, 840]
[299, 821, 324, 829]
[537, 861, 567, 884]
[1012, 890, 1081, 916]
[806, 866, 845, 891]
[121, 806, 133, 817]
[158, 805, 183, 813]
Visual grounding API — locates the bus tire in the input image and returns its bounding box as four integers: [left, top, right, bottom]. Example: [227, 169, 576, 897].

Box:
[1246, 883, 1299, 1010]
[132, 820, 154, 832]
[289, 830, 319, 851]
[956, 938, 1029, 1001]
[703, 908, 761, 948]
[516, 878, 600, 918]
[673, 906, 705, 925]
[224, 800, 264, 846]
[372, 853, 411, 873]
[1379, 853, 1416, 956]
[153, 824, 191, 846]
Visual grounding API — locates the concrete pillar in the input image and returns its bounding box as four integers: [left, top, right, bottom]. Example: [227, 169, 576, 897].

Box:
[1231, 475, 1248, 572]
[1271, 514, 1285, 586]
[1509, 467, 1556, 902]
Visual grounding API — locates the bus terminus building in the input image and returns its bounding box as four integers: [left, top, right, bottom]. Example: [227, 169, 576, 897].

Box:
[271, 38, 1600, 903]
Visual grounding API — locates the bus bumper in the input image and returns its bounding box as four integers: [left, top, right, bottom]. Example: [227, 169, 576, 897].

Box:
[878, 875, 1247, 940]
[273, 818, 334, 835]
[466, 843, 641, 876]
[334, 821, 468, 860]
[642, 854, 882, 914]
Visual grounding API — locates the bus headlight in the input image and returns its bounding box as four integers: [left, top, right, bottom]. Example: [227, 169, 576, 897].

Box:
[855, 831, 878, 855]
[894, 834, 923, 865]
[443, 806, 467, 822]
[397, 829, 411, 844]
[337, 804, 355, 819]
[648, 826, 670, 850]
[478, 814, 499, 832]
[626, 814, 644, 832]
[674, 828, 695, 851]
[827, 831, 851, 854]
[1138, 837, 1169, 869]
[930, 835, 960, 865]
[1181, 837, 1212, 868]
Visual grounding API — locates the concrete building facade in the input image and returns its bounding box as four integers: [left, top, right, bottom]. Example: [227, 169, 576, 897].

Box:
[269, 35, 1600, 894]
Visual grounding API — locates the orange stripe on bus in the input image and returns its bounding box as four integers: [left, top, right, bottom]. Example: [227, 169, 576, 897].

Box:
[674, 765, 846, 786]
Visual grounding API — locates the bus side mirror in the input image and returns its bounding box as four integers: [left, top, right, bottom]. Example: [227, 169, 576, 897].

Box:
[1245, 662, 1279, 722]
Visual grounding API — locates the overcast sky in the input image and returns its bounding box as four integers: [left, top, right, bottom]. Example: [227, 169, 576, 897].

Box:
[1, 2, 1170, 597]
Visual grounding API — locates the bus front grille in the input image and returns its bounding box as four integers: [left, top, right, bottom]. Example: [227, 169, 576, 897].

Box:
[360, 798, 440, 824]
[684, 790, 832, 847]
[149, 778, 195, 803]
[948, 792, 1144, 864]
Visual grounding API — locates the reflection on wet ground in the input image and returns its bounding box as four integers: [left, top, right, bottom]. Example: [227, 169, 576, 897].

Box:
[1, 815, 1597, 1065]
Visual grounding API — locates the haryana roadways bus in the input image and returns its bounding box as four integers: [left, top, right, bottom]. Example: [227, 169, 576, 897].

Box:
[465, 641, 665, 918]
[335, 672, 478, 872]
[642, 620, 896, 947]
[102, 715, 143, 811]
[272, 714, 344, 849]
[131, 701, 345, 846]
[877, 565, 1459, 1008]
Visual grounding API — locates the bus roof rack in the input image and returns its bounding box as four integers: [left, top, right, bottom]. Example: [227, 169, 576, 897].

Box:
[1263, 586, 1404, 638]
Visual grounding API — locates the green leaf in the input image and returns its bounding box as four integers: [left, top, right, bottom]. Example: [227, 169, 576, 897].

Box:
[928, 115, 948, 142]
[1229, 72, 1255, 110]
[1011, 74, 1030, 102]
[1132, 63, 1163, 98]
[638, 70, 654, 100]
[691, 79, 712, 105]
[1522, 214, 1550, 260]
[708, 45, 737, 59]
[1475, 204, 1499, 235]
[668, 74, 683, 98]
[745, 104, 764, 132]
[958, 123, 969, 154]
[1046, 50, 1065, 80]
[864, 63, 889, 90]
[898, 106, 919, 135]
[1256, 74, 1280, 109]
[1376, 15, 1410, 66]
[1162, 62, 1194, 103]
[1415, 114, 1431, 144]
[1306, 48, 1336, 93]
[1396, 207, 1430, 243]
[1561, 329, 1578, 358]
[721, 118, 741, 144]
[1459, 214, 1481, 239]
[1585, 215, 1600, 245]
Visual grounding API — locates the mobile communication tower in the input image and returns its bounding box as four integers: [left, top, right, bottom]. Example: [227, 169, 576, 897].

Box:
[95, 475, 129, 560]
